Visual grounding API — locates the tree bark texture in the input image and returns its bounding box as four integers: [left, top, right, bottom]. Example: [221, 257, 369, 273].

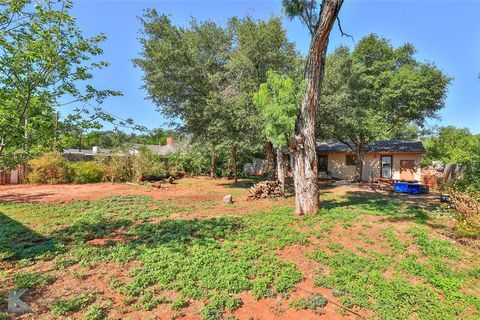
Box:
[355, 147, 365, 182]
[232, 146, 238, 183]
[354, 135, 366, 181]
[266, 142, 277, 180]
[210, 148, 217, 178]
[276, 148, 286, 195]
[290, 0, 344, 215]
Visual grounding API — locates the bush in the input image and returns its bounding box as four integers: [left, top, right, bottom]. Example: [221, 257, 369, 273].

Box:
[448, 187, 480, 238]
[133, 147, 167, 179]
[97, 150, 136, 183]
[28, 152, 73, 184]
[70, 162, 104, 184]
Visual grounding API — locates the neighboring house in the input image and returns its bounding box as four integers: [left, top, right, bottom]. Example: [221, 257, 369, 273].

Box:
[316, 140, 426, 181]
[130, 137, 187, 155]
[63, 137, 187, 160]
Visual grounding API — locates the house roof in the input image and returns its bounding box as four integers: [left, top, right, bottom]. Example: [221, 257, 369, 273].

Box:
[316, 140, 426, 154]
[63, 148, 93, 155]
[131, 143, 187, 155]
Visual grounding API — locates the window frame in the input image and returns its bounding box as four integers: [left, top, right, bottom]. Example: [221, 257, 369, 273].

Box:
[345, 154, 358, 166]
[318, 154, 328, 172]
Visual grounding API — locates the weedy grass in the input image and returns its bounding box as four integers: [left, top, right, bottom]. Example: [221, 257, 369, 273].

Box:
[308, 226, 480, 319]
[84, 304, 110, 320]
[1, 184, 479, 320]
[50, 293, 96, 316]
[13, 271, 54, 289]
[290, 293, 327, 311]
[0, 194, 305, 320]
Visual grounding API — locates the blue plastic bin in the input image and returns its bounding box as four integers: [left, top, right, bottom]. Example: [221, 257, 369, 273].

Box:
[408, 184, 421, 195]
[394, 182, 409, 193]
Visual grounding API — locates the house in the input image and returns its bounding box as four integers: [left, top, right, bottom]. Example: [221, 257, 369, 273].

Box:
[63, 137, 186, 160]
[130, 137, 186, 155]
[316, 140, 425, 181]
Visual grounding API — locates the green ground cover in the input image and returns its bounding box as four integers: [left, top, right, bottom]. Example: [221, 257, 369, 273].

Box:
[0, 181, 479, 319]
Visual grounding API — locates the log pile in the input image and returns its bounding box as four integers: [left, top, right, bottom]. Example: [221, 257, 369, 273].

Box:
[247, 181, 282, 200]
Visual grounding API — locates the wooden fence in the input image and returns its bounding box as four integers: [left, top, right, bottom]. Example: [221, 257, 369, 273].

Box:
[0, 170, 11, 185]
[0, 165, 27, 185]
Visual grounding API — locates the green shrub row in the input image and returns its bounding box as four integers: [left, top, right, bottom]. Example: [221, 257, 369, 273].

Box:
[28, 149, 181, 184]
[28, 153, 104, 184]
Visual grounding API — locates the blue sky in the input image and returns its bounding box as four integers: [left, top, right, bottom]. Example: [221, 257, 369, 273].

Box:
[69, 0, 480, 134]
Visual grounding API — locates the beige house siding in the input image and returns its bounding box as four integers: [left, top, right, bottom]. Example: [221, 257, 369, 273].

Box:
[319, 152, 423, 181]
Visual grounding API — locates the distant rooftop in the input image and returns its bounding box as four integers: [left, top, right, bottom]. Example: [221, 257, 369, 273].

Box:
[63, 148, 93, 155]
[317, 140, 426, 153]
[63, 137, 188, 156]
[131, 142, 187, 155]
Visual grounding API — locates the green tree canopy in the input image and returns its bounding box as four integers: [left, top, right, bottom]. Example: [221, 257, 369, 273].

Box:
[423, 126, 479, 165]
[319, 34, 452, 180]
[134, 13, 299, 180]
[133, 10, 231, 141]
[0, 0, 122, 167]
[253, 70, 304, 148]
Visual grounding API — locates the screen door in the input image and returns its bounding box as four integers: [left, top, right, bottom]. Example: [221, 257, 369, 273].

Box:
[381, 156, 392, 179]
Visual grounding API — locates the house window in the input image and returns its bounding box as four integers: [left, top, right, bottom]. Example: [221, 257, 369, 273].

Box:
[346, 155, 357, 166]
[318, 155, 328, 172]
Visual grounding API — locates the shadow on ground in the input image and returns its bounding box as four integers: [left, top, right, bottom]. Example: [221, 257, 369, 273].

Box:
[0, 212, 60, 260]
[320, 190, 448, 232]
[0, 192, 55, 203]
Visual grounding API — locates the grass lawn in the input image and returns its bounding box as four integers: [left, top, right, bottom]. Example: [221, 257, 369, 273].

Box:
[0, 178, 479, 319]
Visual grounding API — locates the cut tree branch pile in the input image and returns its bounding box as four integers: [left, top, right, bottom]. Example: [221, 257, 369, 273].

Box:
[247, 180, 282, 199]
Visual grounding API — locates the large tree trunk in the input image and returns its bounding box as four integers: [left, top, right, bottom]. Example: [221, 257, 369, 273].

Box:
[276, 148, 286, 195]
[354, 136, 366, 182]
[232, 146, 238, 183]
[266, 142, 276, 180]
[210, 148, 217, 178]
[354, 147, 365, 182]
[290, 0, 343, 215]
[0, 138, 6, 158]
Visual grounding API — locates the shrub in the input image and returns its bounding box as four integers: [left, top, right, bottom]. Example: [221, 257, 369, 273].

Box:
[97, 150, 136, 183]
[70, 161, 104, 184]
[448, 187, 480, 238]
[28, 152, 73, 184]
[133, 147, 167, 179]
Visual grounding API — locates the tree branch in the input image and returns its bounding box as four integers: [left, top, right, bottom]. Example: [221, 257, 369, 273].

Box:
[336, 17, 354, 41]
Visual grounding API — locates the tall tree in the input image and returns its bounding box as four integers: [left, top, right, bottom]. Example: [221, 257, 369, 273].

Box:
[253, 70, 304, 192]
[422, 126, 479, 165]
[133, 11, 231, 177]
[0, 0, 121, 166]
[225, 16, 298, 180]
[283, 0, 344, 214]
[319, 34, 451, 180]
[135, 14, 298, 181]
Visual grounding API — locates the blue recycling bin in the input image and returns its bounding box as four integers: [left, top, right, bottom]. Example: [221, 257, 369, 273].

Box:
[407, 184, 421, 195]
[394, 182, 409, 193]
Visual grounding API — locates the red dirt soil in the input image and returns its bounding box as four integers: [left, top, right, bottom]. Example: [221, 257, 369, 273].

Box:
[1, 179, 439, 319]
[0, 177, 294, 218]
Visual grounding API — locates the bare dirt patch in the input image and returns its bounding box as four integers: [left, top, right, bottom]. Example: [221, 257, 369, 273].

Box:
[0, 177, 294, 219]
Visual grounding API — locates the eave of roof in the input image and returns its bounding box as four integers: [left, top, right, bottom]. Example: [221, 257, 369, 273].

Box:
[316, 140, 426, 154]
